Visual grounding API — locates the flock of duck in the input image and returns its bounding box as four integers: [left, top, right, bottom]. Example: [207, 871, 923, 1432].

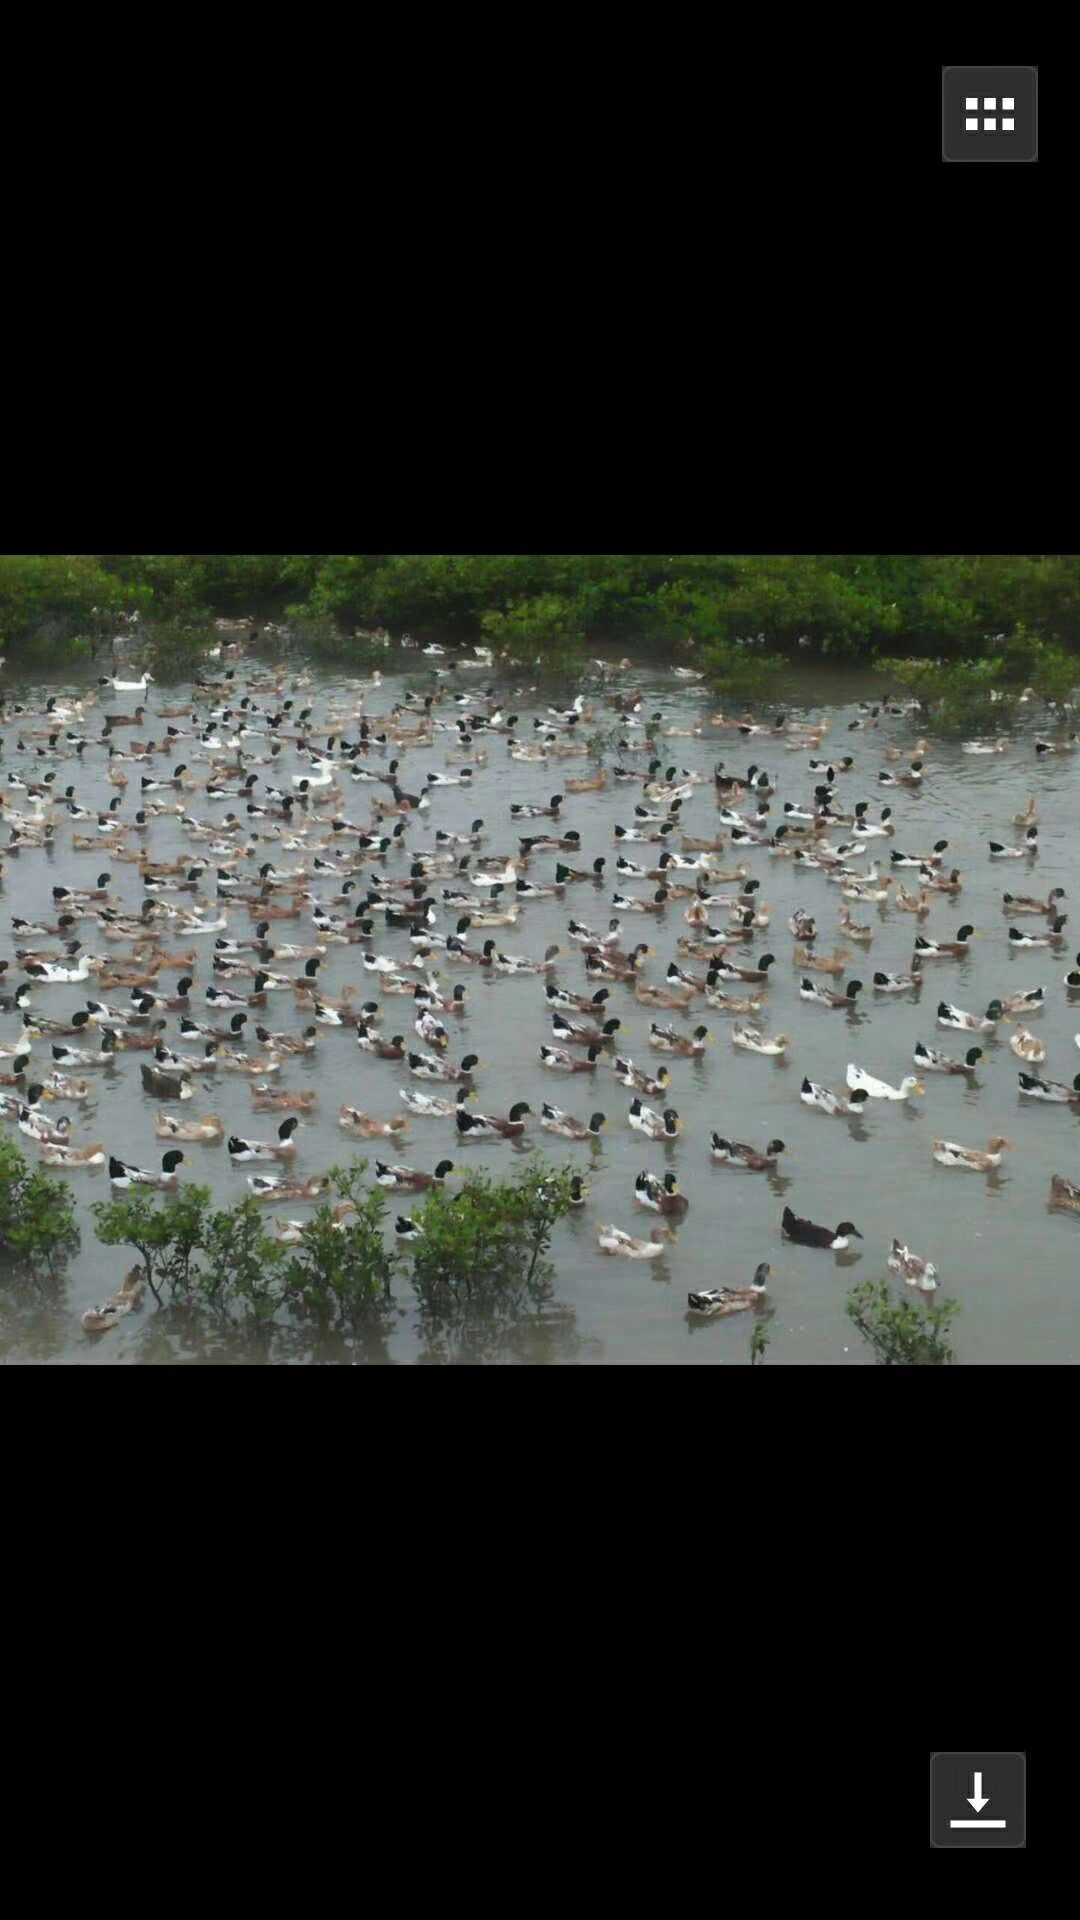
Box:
[3, 640, 1080, 1348]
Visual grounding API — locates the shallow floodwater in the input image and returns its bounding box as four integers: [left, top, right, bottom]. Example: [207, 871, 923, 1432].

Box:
[3, 649, 1079, 1365]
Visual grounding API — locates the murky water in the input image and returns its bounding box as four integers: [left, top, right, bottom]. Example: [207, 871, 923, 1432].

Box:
[3, 649, 1078, 1364]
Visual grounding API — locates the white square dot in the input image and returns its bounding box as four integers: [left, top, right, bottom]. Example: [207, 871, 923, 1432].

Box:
[984, 98, 996, 110]
[966, 97, 978, 110]
[1003, 117, 1014, 132]
[1003, 97, 1015, 110]
[965, 117, 979, 131]
[984, 117, 996, 132]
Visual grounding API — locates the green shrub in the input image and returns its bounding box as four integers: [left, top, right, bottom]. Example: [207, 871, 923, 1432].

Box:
[410, 1163, 580, 1298]
[143, 618, 217, 683]
[0, 1136, 80, 1279]
[92, 1164, 400, 1334]
[698, 637, 784, 703]
[846, 1279, 960, 1365]
[406, 1162, 583, 1364]
[481, 593, 587, 674]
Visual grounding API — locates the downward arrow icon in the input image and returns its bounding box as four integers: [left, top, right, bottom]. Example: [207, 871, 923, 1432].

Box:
[968, 1771, 989, 1812]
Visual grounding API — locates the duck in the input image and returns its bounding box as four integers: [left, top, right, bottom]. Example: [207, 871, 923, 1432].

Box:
[227, 1119, 302, 1162]
[1049, 1173, 1080, 1213]
[373, 1159, 454, 1192]
[205, 983, 249, 1010]
[546, 984, 614, 1020]
[50, 1032, 117, 1069]
[399, 1087, 473, 1119]
[913, 925, 977, 960]
[100, 671, 154, 695]
[936, 999, 1004, 1033]
[408, 1050, 480, 1083]
[633, 976, 694, 1010]
[879, 761, 925, 788]
[273, 1202, 359, 1246]
[456, 1101, 532, 1140]
[932, 1136, 1012, 1170]
[710, 951, 776, 985]
[1009, 1027, 1046, 1064]
[41, 1072, 92, 1102]
[584, 943, 651, 983]
[487, 944, 560, 975]
[109, 1150, 185, 1189]
[250, 1087, 318, 1113]
[539, 1044, 601, 1074]
[611, 889, 669, 917]
[1002, 886, 1066, 917]
[597, 1223, 676, 1258]
[838, 903, 874, 943]
[154, 1110, 225, 1142]
[649, 1022, 710, 1057]
[540, 1105, 606, 1141]
[710, 1134, 785, 1170]
[140, 1062, 195, 1101]
[872, 968, 921, 994]
[1018, 1070, 1080, 1103]
[989, 828, 1039, 857]
[338, 1106, 412, 1137]
[845, 1063, 924, 1101]
[731, 1024, 789, 1056]
[913, 1041, 982, 1077]
[246, 1173, 327, 1203]
[887, 1240, 939, 1291]
[356, 1025, 406, 1060]
[611, 1057, 670, 1097]
[896, 884, 932, 917]
[550, 1011, 622, 1048]
[793, 946, 851, 978]
[38, 1139, 107, 1168]
[840, 873, 892, 903]
[782, 1206, 863, 1250]
[81, 1268, 146, 1333]
[510, 794, 563, 820]
[254, 1024, 318, 1054]
[22, 948, 98, 985]
[567, 917, 623, 949]
[627, 1099, 681, 1140]
[688, 1265, 771, 1315]
[17, 1097, 70, 1145]
[634, 1170, 689, 1215]
[800, 1078, 869, 1116]
[799, 976, 863, 1009]
[1008, 923, 1066, 949]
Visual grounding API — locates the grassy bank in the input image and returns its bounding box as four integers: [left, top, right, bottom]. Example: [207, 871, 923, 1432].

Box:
[4, 556, 1079, 706]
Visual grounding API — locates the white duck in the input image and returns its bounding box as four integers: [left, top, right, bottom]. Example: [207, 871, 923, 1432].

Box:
[799, 1077, 868, 1116]
[845, 1063, 924, 1100]
[101, 671, 155, 694]
[932, 1136, 1011, 1170]
[596, 1223, 675, 1259]
[731, 1024, 790, 1056]
[887, 1239, 939, 1291]
[1009, 1027, 1046, 1064]
[22, 950, 98, 985]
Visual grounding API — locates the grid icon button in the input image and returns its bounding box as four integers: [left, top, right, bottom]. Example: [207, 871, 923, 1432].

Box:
[943, 67, 1037, 161]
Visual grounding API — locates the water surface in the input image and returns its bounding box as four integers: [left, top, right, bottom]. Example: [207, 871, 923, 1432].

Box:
[2, 651, 1078, 1364]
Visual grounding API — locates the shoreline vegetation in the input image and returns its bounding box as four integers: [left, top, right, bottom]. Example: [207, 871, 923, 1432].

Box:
[3, 552, 1079, 722]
